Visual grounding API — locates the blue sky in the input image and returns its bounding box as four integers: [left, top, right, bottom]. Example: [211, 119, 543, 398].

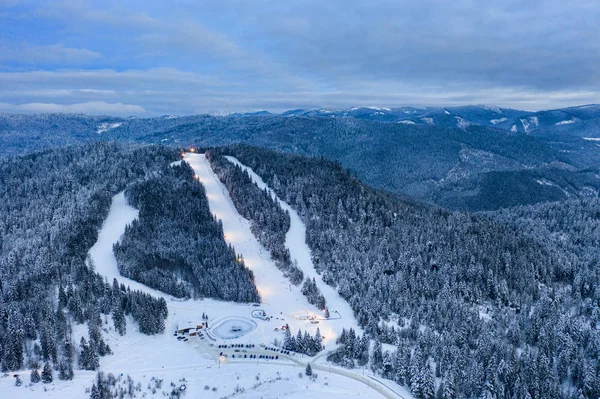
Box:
[0, 0, 598, 116]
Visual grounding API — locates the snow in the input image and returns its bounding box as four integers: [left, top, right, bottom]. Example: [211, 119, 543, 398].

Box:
[88, 191, 139, 286]
[480, 104, 501, 113]
[421, 117, 434, 124]
[510, 124, 518, 132]
[398, 120, 416, 125]
[490, 117, 508, 124]
[520, 116, 539, 133]
[454, 116, 471, 129]
[444, 110, 450, 115]
[170, 160, 182, 167]
[556, 119, 576, 125]
[96, 122, 122, 134]
[223, 155, 361, 336]
[4, 153, 405, 399]
[211, 317, 257, 339]
[583, 137, 600, 141]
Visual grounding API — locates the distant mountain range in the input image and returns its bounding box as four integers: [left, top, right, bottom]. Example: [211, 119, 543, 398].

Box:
[2, 104, 600, 211]
[224, 104, 600, 137]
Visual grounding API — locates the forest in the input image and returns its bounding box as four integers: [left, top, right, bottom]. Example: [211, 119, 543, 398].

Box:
[210, 144, 600, 399]
[114, 161, 259, 302]
[0, 143, 256, 381]
[1, 140, 599, 398]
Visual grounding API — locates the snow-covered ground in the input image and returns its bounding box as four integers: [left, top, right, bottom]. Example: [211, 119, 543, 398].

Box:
[3, 152, 409, 399]
[490, 117, 508, 124]
[223, 155, 361, 336]
[556, 119, 576, 125]
[96, 122, 123, 134]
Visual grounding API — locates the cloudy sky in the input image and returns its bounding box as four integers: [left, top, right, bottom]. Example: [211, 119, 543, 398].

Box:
[0, 0, 598, 116]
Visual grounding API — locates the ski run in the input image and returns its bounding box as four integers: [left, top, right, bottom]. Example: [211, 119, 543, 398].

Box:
[3, 152, 411, 399]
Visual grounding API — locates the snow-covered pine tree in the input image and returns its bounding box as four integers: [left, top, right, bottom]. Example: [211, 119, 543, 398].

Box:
[306, 364, 312, 376]
[30, 368, 40, 383]
[41, 361, 53, 383]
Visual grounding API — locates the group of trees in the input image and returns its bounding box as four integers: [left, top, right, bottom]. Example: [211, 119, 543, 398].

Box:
[114, 162, 259, 302]
[327, 327, 369, 369]
[301, 277, 326, 310]
[0, 143, 175, 375]
[207, 152, 304, 284]
[213, 144, 600, 399]
[283, 327, 323, 356]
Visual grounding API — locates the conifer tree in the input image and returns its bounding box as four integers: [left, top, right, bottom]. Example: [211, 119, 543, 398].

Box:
[41, 362, 53, 383]
[30, 368, 40, 383]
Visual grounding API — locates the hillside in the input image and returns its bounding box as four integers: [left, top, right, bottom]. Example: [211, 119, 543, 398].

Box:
[3, 109, 600, 211]
[209, 144, 600, 399]
[1, 143, 599, 398]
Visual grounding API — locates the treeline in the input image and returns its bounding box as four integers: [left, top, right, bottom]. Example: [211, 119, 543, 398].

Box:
[0, 143, 176, 374]
[114, 161, 259, 302]
[301, 277, 326, 310]
[207, 151, 304, 285]
[211, 144, 600, 399]
[282, 327, 323, 356]
[327, 327, 369, 369]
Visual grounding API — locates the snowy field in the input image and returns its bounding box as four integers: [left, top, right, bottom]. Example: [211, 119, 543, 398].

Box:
[3, 152, 411, 399]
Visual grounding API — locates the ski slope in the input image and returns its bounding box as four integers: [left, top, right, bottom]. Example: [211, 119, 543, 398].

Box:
[4, 153, 408, 399]
[224, 155, 361, 334]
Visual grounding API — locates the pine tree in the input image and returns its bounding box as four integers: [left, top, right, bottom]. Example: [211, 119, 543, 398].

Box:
[296, 330, 304, 354]
[58, 361, 74, 380]
[314, 328, 323, 353]
[303, 331, 313, 355]
[371, 340, 383, 372]
[306, 364, 313, 376]
[283, 328, 294, 351]
[90, 383, 101, 399]
[41, 361, 53, 383]
[421, 364, 435, 399]
[112, 301, 126, 335]
[79, 337, 99, 370]
[30, 368, 40, 383]
[442, 373, 456, 399]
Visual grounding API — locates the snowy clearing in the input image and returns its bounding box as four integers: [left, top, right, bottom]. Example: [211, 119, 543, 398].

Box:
[556, 119, 576, 125]
[490, 117, 507, 124]
[96, 122, 123, 134]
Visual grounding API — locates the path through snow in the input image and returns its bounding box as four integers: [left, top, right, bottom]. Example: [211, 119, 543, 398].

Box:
[3, 154, 408, 399]
[224, 156, 361, 334]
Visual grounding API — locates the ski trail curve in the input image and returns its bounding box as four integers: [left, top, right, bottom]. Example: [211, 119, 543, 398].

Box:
[224, 156, 361, 334]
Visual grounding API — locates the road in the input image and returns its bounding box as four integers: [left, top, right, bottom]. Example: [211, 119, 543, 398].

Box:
[187, 334, 406, 399]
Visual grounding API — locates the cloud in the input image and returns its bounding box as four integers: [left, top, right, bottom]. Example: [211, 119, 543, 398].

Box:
[0, 42, 101, 66]
[0, 101, 146, 116]
[0, 1, 599, 113]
